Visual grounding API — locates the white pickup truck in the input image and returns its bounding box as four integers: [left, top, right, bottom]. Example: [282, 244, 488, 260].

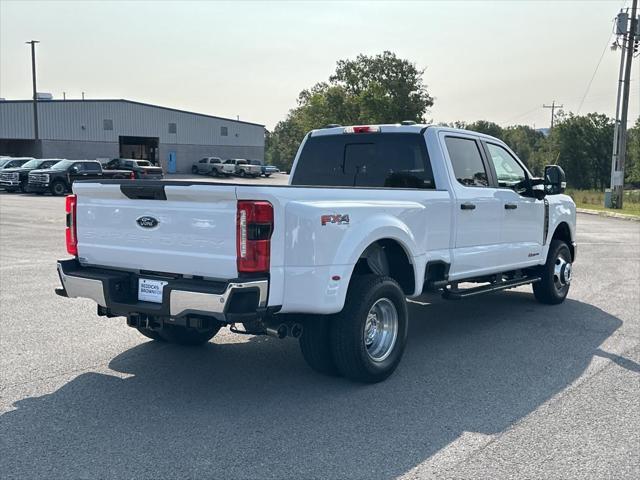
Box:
[56, 124, 576, 383]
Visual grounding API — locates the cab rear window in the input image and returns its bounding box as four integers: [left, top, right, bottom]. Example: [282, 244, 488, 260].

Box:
[291, 133, 435, 189]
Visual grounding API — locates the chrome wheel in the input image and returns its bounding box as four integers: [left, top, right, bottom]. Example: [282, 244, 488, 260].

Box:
[363, 298, 398, 362]
[553, 253, 572, 293]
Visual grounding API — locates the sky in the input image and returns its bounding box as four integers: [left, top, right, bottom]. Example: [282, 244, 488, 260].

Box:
[1, 0, 638, 130]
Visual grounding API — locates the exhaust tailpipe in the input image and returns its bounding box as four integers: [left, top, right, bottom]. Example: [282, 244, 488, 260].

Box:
[288, 323, 303, 339]
[266, 324, 288, 339]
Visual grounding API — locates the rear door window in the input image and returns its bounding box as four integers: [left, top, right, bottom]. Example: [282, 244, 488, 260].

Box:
[444, 137, 489, 187]
[292, 133, 434, 189]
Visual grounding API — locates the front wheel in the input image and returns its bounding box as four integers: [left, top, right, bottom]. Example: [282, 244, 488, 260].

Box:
[330, 275, 408, 383]
[533, 239, 572, 304]
[191, 166, 198, 174]
[50, 180, 67, 196]
[238, 170, 246, 177]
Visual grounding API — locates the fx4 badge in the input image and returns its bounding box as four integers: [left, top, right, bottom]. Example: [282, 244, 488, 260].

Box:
[321, 214, 350, 226]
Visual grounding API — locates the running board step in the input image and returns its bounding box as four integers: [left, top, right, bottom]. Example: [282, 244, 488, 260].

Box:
[442, 277, 541, 300]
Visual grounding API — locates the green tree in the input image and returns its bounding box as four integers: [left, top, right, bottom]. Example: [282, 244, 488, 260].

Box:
[266, 52, 433, 170]
[549, 113, 614, 189]
[465, 120, 503, 139]
[502, 125, 547, 175]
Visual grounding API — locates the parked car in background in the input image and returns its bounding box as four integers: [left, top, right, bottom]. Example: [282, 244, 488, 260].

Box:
[192, 157, 225, 176]
[0, 157, 33, 171]
[28, 159, 131, 196]
[0, 158, 62, 192]
[222, 158, 262, 177]
[249, 160, 278, 177]
[262, 165, 280, 177]
[105, 158, 164, 179]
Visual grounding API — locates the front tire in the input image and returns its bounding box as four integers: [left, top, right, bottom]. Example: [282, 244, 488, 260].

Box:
[50, 180, 67, 196]
[533, 239, 572, 305]
[159, 323, 222, 346]
[330, 275, 408, 383]
[239, 170, 246, 177]
[191, 166, 198, 174]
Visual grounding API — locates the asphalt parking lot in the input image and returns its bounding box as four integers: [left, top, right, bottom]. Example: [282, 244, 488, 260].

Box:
[1, 180, 638, 479]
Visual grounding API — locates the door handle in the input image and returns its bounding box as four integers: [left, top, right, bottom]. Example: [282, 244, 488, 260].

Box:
[460, 203, 476, 210]
[504, 203, 518, 210]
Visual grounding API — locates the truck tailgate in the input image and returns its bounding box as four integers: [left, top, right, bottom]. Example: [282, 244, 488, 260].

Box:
[73, 182, 238, 279]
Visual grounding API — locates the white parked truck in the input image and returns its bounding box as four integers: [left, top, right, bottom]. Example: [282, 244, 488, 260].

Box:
[56, 125, 576, 383]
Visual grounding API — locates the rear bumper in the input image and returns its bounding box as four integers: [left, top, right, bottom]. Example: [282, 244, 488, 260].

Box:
[56, 258, 268, 321]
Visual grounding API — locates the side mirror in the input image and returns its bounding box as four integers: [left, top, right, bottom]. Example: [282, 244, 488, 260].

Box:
[531, 183, 546, 200]
[544, 165, 566, 195]
[69, 166, 78, 174]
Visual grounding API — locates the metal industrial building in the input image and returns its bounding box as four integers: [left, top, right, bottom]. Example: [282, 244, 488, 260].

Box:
[0, 99, 265, 173]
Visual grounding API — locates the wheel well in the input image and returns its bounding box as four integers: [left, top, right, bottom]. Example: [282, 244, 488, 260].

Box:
[551, 222, 574, 260]
[352, 239, 415, 295]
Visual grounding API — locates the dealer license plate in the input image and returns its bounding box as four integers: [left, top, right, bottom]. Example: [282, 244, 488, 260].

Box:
[138, 278, 168, 303]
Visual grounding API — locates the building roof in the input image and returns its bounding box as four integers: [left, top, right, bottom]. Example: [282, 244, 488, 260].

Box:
[0, 99, 264, 128]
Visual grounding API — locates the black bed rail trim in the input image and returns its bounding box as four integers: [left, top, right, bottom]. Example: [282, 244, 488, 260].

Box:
[120, 184, 167, 200]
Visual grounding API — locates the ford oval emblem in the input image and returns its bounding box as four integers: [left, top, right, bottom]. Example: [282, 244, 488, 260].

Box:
[137, 216, 159, 229]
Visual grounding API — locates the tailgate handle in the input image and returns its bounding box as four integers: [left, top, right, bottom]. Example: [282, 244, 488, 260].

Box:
[120, 184, 167, 200]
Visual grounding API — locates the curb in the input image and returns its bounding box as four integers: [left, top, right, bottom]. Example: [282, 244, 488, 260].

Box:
[576, 207, 640, 222]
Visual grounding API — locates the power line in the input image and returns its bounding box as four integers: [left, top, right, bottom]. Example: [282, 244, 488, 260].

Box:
[577, 29, 614, 113]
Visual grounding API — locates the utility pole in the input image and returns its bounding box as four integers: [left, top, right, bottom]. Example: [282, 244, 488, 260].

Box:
[543, 101, 563, 129]
[25, 40, 40, 140]
[609, 0, 638, 209]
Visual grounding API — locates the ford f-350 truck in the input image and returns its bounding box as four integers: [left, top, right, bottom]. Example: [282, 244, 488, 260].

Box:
[56, 125, 576, 383]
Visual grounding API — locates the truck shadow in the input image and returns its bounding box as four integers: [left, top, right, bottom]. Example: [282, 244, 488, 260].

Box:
[0, 292, 625, 479]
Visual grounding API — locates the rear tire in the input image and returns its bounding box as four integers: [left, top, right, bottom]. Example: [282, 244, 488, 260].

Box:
[159, 323, 222, 346]
[533, 239, 572, 305]
[50, 180, 67, 196]
[299, 316, 340, 376]
[330, 275, 408, 383]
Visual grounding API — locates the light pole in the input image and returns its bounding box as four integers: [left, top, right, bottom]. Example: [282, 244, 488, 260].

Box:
[609, 0, 638, 209]
[25, 40, 40, 141]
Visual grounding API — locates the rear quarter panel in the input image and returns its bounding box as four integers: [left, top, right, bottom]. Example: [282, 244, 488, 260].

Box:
[236, 185, 452, 314]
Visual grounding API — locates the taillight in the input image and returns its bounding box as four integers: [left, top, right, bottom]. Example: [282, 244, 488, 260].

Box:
[344, 125, 380, 134]
[65, 194, 78, 256]
[236, 201, 273, 274]
[129, 171, 135, 180]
